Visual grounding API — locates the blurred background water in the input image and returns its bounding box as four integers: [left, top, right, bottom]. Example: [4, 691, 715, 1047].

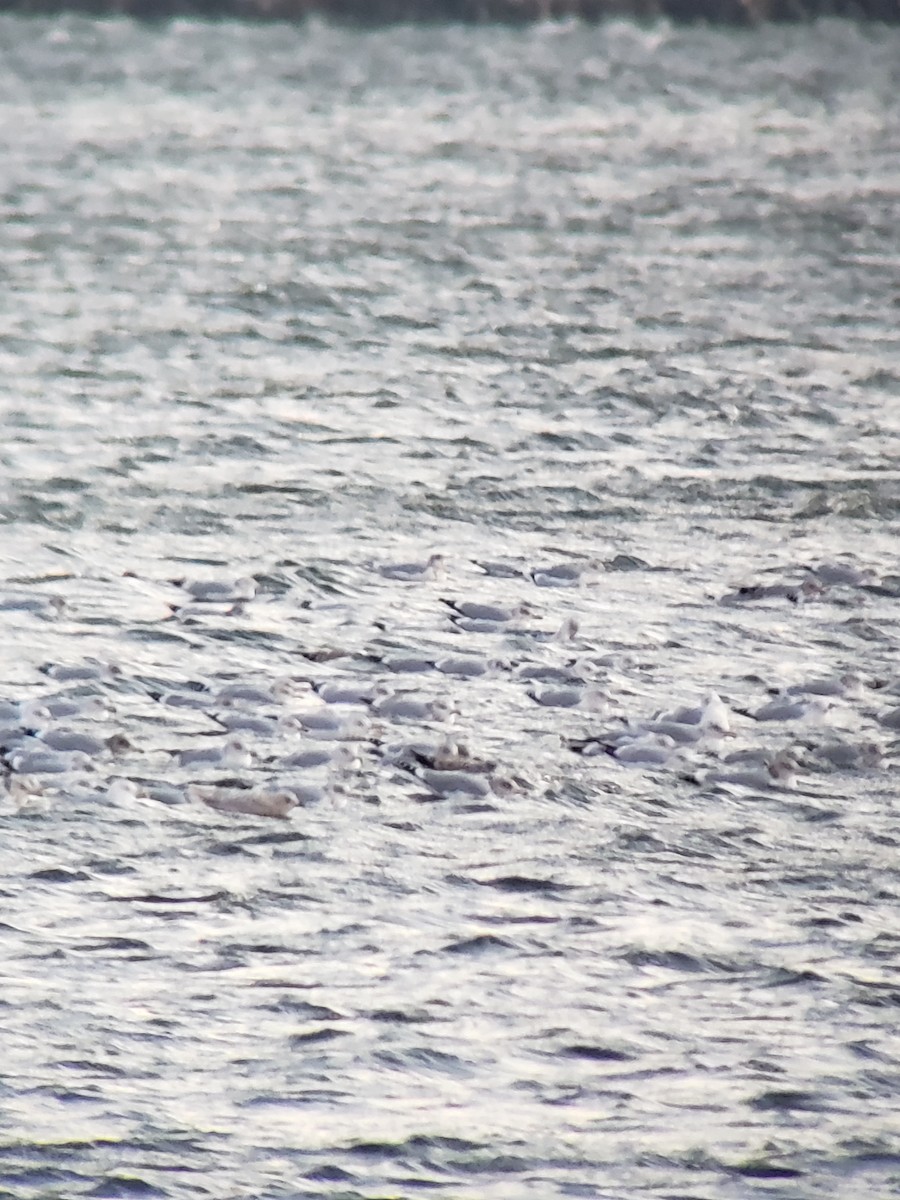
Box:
[0, 14, 899, 1199]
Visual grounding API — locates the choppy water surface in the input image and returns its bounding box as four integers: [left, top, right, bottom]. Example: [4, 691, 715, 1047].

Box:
[1, 13, 900, 1197]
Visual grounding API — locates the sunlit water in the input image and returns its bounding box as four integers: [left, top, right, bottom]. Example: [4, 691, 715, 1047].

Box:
[1, 13, 899, 1198]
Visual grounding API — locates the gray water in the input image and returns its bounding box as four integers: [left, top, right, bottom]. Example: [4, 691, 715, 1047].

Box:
[1, 13, 900, 1198]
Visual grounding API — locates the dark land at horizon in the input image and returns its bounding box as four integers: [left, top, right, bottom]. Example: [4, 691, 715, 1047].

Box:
[2, 0, 898, 23]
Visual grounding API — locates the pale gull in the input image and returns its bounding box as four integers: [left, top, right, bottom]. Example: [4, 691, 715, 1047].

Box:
[809, 740, 884, 770]
[527, 683, 607, 710]
[613, 735, 678, 766]
[313, 679, 377, 705]
[414, 768, 492, 799]
[375, 553, 446, 582]
[372, 688, 455, 723]
[697, 750, 800, 791]
[786, 673, 865, 700]
[173, 576, 257, 602]
[188, 784, 297, 819]
[530, 562, 592, 588]
[177, 736, 253, 769]
[808, 562, 876, 587]
[752, 696, 831, 723]
[443, 599, 529, 624]
[7, 748, 94, 775]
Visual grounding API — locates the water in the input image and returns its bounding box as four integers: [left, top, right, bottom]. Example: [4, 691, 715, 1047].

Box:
[1, 13, 900, 1198]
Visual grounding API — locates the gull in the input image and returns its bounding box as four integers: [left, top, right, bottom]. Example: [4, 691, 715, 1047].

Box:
[277, 745, 360, 803]
[43, 694, 112, 721]
[375, 553, 446, 582]
[279, 780, 330, 806]
[386, 737, 495, 774]
[313, 679, 377, 705]
[372, 689, 454, 723]
[613, 735, 678, 766]
[6, 748, 93, 775]
[39, 660, 120, 683]
[752, 696, 831, 723]
[213, 711, 280, 734]
[807, 562, 876, 587]
[514, 663, 583, 685]
[527, 683, 607, 710]
[699, 692, 732, 735]
[786, 673, 865, 700]
[471, 560, 524, 579]
[188, 784, 297, 819]
[172, 576, 257, 603]
[443, 599, 528, 624]
[106, 779, 143, 804]
[698, 750, 800, 791]
[659, 693, 731, 735]
[809, 740, 884, 770]
[176, 736, 253, 769]
[413, 768, 492, 799]
[119, 778, 186, 807]
[429, 739, 495, 773]
[4, 775, 54, 809]
[434, 655, 506, 679]
[278, 746, 336, 769]
[37, 728, 116, 756]
[530, 562, 588, 588]
[288, 711, 369, 740]
[215, 681, 290, 706]
[635, 719, 707, 746]
[720, 581, 823, 606]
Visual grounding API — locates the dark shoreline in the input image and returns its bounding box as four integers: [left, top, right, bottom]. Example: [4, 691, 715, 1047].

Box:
[1, 0, 898, 23]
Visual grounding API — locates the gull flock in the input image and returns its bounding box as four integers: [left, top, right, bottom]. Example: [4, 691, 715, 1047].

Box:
[0, 553, 896, 819]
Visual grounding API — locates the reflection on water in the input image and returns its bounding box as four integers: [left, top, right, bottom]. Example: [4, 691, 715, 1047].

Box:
[0, 14, 899, 1199]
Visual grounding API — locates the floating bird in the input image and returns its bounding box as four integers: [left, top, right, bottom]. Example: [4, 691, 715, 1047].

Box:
[752, 696, 830, 723]
[808, 740, 884, 770]
[6, 748, 93, 775]
[785, 673, 865, 700]
[443, 599, 526, 624]
[312, 679, 377, 705]
[434, 655, 506, 679]
[526, 683, 607, 710]
[188, 784, 297, 819]
[807, 562, 876, 587]
[612, 735, 678, 766]
[173, 576, 257, 603]
[659, 692, 731, 735]
[697, 749, 800, 791]
[414, 768, 492, 799]
[176, 736, 253, 769]
[375, 553, 446, 582]
[471, 560, 524, 579]
[530, 562, 590, 588]
[372, 688, 454, 723]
